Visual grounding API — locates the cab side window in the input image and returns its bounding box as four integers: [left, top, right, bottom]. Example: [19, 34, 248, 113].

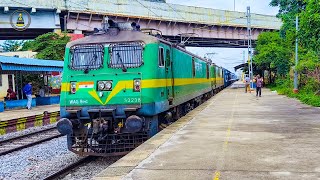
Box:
[206, 64, 209, 79]
[192, 57, 196, 77]
[166, 49, 170, 67]
[159, 47, 165, 67]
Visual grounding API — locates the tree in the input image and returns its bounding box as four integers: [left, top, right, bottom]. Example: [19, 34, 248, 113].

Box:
[1, 40, 23, 52]
[20, 40, 35, 51]
[254, 32, 292, 83]
[299, 0, 320, 54]
[270, 0, 307, 37]
[23, 32, 70, 60]
[270, 0, 306, 16]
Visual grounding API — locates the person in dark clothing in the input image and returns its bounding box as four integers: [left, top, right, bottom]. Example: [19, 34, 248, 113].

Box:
[255, 75, 263, 97]
[23, 82, 33, 110]
[5, 88, 17, 101]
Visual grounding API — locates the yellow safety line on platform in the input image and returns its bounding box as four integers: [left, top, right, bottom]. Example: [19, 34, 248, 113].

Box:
[213, 91, 238, 180]
[213, 171, 220, 180]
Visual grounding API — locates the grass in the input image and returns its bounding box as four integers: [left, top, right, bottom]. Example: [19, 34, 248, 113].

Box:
[267, 82, 320, 107]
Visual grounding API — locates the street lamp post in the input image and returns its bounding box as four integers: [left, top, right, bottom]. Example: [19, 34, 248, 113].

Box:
[246, 6, 253, 90]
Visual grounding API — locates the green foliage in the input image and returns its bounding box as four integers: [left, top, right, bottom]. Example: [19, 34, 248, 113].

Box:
[254, 32, 292, 77]
[270, 77, 320, 107]
[297, 50, 319, 72]
[270, 0, 306, 16]
[20, 40, 34, 51]
[22, 32, 70, 60]
[270, 0, 306, 37]
[256, 0, 320, 107]
[1, 40, 23, 52]
[299, 0, 320, 54]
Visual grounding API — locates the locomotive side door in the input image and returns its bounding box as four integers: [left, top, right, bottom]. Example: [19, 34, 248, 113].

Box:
[165, 48, 174, 104]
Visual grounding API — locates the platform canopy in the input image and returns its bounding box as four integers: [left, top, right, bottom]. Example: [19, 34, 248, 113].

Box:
[234, 63, 247, 71]
[0, 55, 63, 74]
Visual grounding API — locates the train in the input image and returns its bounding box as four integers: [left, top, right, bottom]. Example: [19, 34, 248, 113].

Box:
[57, 20, 237, 156]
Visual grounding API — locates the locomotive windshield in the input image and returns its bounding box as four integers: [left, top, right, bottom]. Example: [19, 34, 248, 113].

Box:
[70, 44, 104, 70]
[109, 42, 143, 69]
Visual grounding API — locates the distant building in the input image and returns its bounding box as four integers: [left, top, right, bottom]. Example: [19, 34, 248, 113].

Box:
[0, 51, 37, 58]
[0, 51, 37, 98]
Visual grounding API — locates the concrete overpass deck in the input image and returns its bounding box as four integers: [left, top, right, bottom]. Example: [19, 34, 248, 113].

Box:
[94, 87, 320, 180]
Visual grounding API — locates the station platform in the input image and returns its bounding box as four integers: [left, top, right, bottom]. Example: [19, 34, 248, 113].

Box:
[0, 104, 59, 122]
[0, 105, 60, 135]
[94, 88, 320, 180]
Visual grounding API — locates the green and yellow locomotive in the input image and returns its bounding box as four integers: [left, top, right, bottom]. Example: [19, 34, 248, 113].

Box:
[57, 21, 231, 156]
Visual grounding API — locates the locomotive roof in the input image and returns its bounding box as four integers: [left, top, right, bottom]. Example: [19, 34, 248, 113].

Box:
[66, 29, 213, 65]
[66, 30, 159, 48]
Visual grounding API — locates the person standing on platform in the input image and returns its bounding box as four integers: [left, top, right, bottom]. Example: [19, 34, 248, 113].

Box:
[23, 82, 33, 110]
[39, 86, 45, 97]
[255, 75, 263, 97]
[244, 76, 250, 93]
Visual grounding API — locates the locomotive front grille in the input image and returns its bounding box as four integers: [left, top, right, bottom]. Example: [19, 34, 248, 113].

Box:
[69, 132, 149, 156]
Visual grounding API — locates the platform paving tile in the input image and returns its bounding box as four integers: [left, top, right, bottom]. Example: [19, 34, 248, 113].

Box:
[0, 104, 59, 121]
[94, 88, 320, 180]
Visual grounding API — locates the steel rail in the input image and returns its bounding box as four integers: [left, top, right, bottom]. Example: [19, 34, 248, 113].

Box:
[0, 128, 63, 156]
[43, 156, 97, 180]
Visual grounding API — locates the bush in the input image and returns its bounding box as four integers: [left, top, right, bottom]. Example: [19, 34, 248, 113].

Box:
[269, 77, 320, 107]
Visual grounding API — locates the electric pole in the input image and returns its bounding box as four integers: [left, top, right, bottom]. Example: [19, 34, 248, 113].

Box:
[246, 6, 253, 89]
[293, 15, 299, 93]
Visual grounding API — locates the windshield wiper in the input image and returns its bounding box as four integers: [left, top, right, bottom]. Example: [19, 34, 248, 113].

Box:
[84, 55, 98, 74]
[116, 52, 127, 72]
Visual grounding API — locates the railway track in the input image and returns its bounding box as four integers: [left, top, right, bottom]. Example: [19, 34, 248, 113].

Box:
[43, 156, 96, 180]
[0, 127, 63, 156]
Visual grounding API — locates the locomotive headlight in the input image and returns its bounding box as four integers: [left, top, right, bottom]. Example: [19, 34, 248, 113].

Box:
[105, 81, 112, 90]
[71, 83, 76, 88]
[97, 80, 112, 91]
[134, 80, 141, 86]
[70, 82, 77, 94]
[133, 79, 141, 92]
[98, 81, 105, 90]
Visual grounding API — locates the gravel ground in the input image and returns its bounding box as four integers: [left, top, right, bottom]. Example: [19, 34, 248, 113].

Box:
[60, 156, 121, 180]
[0, 123, 57, 141]
[0, 136, 82, 180]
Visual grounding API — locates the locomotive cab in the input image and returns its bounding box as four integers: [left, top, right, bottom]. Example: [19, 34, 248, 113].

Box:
[58, 23, 162, 156]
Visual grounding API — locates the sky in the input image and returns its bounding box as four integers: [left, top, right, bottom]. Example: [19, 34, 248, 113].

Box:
[167, 0, 279, 74]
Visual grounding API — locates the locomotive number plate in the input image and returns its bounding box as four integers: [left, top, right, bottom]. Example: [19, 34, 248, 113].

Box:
[124, 98, 141, 103]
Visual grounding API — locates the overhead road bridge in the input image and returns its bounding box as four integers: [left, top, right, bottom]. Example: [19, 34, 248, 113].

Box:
[0, 0, 282, 47]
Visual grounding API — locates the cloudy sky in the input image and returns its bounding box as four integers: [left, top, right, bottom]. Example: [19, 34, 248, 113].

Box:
[167, 0, 279, 74]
